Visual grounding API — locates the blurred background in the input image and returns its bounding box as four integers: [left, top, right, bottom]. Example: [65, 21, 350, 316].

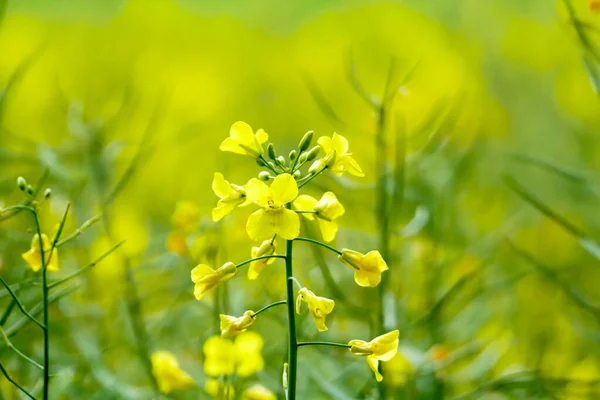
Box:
[1, 0, 600, 398]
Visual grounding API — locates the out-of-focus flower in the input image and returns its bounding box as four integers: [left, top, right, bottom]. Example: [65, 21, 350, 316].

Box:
[383, 351, 413, 387]
[242, 384, 277, 400]
[204, 336, 236, 376]
[428, 344, 450, 363]
[590, 0, 600, 13]
[191, 262, 236, 300]
[248, 239, 277, 280]
[220, 310, 255, 338]
[311, 133, 364, 177]
[205, 378, 235, 399]
[151, 351, 194, 394]
[348, 330, 400, 382]
[166, 231, 188, 256]
[338, 249, 388, 287]
[171, 201, 200, 232]
[234, 331, 265, 377]
[295, 287, 335, 332]
[220, 121, 268, 157]
[245, 174, 299, 240]
[212, 172, 249, 222]
[293, 192, 345, 242]
[22, 234, 59, 272]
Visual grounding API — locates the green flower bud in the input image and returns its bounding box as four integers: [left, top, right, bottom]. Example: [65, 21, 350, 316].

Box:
[26, 185, 34, 195]
[289, 150, 297, 161]
[298, 153, 308, 164]
[299, 131, 313, 153]
[258, 171, 271, 181]
[267, 143, 277, 161]
[277, 155, 286, 167]
[17, 177, 27, 191]
[293, 170, 301, 179]
[44, 188, 52, 199]
[305, 146, 321, 162]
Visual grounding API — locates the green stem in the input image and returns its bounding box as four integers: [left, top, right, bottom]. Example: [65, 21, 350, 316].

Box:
[297, 341, 350, 349]
[235, 255, 286, 269]
[55, 214, 102, 248]
[285, 238, 298, 400]
[0, 326, 44, 370]
[252, 300, 287, 318]
[293, 237, 342, 255]
[294, 210, 317, 215]
[0, 277, 44, 329]
[0, 360, 37, 399]
[297, 167, 326, 189]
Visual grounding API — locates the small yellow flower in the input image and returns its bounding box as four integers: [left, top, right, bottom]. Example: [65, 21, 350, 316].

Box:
[191, 262, 237, 300]
[338, 249, 388, 287]
[248, 239, 277, 280]
[166, 231, 188, 256]
[220, 121, 268, 157]
[348, 330, 400, 382]
[205, 378, 235, 399]
[242, 384, 277, 400]
[428, 344, 450, 363]
[295, 287, 335, 332]
[203, 336, 236, 376]
[151, 351, 194, 394]
[220, 310, 255, 338]
[245, 174, 300, 240]
[212, 172, 249, 222]
[171, 201, 200, 232]
[293, 192, 345, 242]
[234, 331, 265, 377]
[22, 234, 59, 272]
[312, 133, 364, 177]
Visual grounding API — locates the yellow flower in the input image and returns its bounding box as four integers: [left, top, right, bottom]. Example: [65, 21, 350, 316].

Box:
[150, 351, 194, 394]
[428, 344, 450, 363]
[220, 310, 255, 338]
[348, 330, 400, 382]
[234, 331, 265, 377]
[383, 351, 413, 387]
[203, 336, 236, 376]
[313, 133, 364, 177]
[166, 231, 188, 256]
[212, 172, 249, 222]
[191, 262, 236, 300]
[205, 378, 235, 399]
[293, 192, 345, 242]
[22, 234, 59, 272]
[203, 332, 265, 378]
[295, 287, 335, 332]
[338, 249, 388, 287]
[171, 201, 200, 232]
[245, 174, 299, 240]
[242, 384, 277, 400]
[219, 121, 268, 157]
[248, 239, 277, 280]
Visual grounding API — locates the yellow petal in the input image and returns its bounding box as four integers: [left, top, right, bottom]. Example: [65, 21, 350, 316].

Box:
[274, 209, 300, 240]
[230, 121, 255, 143]
[212, 203, 235, 222]
[245, 179, 271, 207]
[317, 135, 334, 153]
[331, 133, 349, 155]
[318, 219, 338, 243]
[220, 137, 247, 155]
[255, 128, 269, 144]
[293, 195, 317, 220]
[246, 209, 275, 241]
[343, 156, 365, 177]
[270, 174, 298, 205]
[190, 264, 215, 283]
[354, 268, 382, 287]
[212, 173, 233, 199]
[367, 356, 383, 382]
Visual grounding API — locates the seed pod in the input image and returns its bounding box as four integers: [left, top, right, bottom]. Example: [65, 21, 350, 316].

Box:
[298, 131, 313, 153]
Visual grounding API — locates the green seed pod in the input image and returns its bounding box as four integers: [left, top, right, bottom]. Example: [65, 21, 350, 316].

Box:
[298, 131, 313, 153]
[44, 188, 52, 199]
[267, 143, 277, 161]
[258, 171, 271, 181]
[289, 150, 297, 161]
[17, 177, 27, 191]
[305, 146, 321, 162]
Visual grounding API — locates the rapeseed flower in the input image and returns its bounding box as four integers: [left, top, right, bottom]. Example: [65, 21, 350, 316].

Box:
[212, 172, 249, 222]
[22, 234, 59, 272]
[220, 310, 255, 338]
[248, 239, 276, 280]
[220, 121, 268, 157]
[203, 332, 265, 378]
[151, 351, 194, 394]
[293, 191, 345, 242]
[242, 384, 277, 400]
[312, 133, 364, 177]
[191, 262, 236, 300]
[348, 330, 400, 382]
[295, 287, 335, 332]
[338, 249, 388, 287]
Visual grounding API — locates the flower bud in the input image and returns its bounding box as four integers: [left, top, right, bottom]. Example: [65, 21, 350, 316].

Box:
[282, 363, 289, 389]
[297, 152, 308, 164]
[26, 185, 34, 195]
[17, 177, 27, 191]
[293, 170, 301, 179]
[277, 155, 286, 167]
[289, 150, 297, 161]
[258, 171, 271, 181]
[298, 131, 313, 153]
[305, 146, 321, 162]
[43, 188, 52, 199]
[267, 143, 277, 161]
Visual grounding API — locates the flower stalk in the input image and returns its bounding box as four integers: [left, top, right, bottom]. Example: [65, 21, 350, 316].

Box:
[285, 237, 298, 400]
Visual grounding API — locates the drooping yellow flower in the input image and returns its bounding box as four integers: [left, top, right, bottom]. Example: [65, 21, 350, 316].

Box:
[242, 384, 277, 400]
[338, 249, 388, 287]
[203, 336, 236, 376]
[234, 331, 265, 377]
[171, 201, 200, 232]
[22, 234, 59, 272]
[348, 330, 400, 382]
[220, 310, 255, 338]
[191, 262, 236, 300]
[293, 192, 345, 242]
[212, 172, 249, 222]
[151, 351, 194, 394]
[245, 174, 299, 240]
[312, 133, 364, 177]
[205, 378, 235, 399]
[295, 287, 335, 332]
[219, 121, 268, 157]
[248, 239, 276, 280]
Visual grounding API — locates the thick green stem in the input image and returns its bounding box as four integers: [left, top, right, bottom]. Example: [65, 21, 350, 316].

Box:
[297, 341, 350, 349]
[293, 237, 342, 256]
[252, 300, 286, 318]
[285, 239, 298, 400]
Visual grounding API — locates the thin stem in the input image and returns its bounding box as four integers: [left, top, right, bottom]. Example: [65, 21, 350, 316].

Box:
[0, 326, 44, 370]
[55, 214, 102, 248]
[258, 155, 280, 174]
[290, 277, 303, 291]
[0, 360, 37, 399]
[293, 237, 342, 256]
[0, 299, 16, 326]
[235, 255, 286, 269]
[48, 241, 125, 289]
[252, 300, 287, 318]
[0, 277, 45, 329]
[294, 210, 317, 215]
[297, 167, 327, 189]
[297, 341, 350, 349]
[285, 238, 298, 400]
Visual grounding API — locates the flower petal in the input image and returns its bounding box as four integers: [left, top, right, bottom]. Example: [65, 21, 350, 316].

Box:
[331, 133, 349, 155]
[270, 174, 298, 205]
[318, 219, 338, 243]
[293, 195, 317, 220]
[367, 356, 383, 382]
[245, 178, 271, 207]
[246, 209, 276, 241]
[219, 137, 246, 155]
[230, 121, 255, 144]
[274, 209, 300, 240]
[212, 173, 233, 199]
